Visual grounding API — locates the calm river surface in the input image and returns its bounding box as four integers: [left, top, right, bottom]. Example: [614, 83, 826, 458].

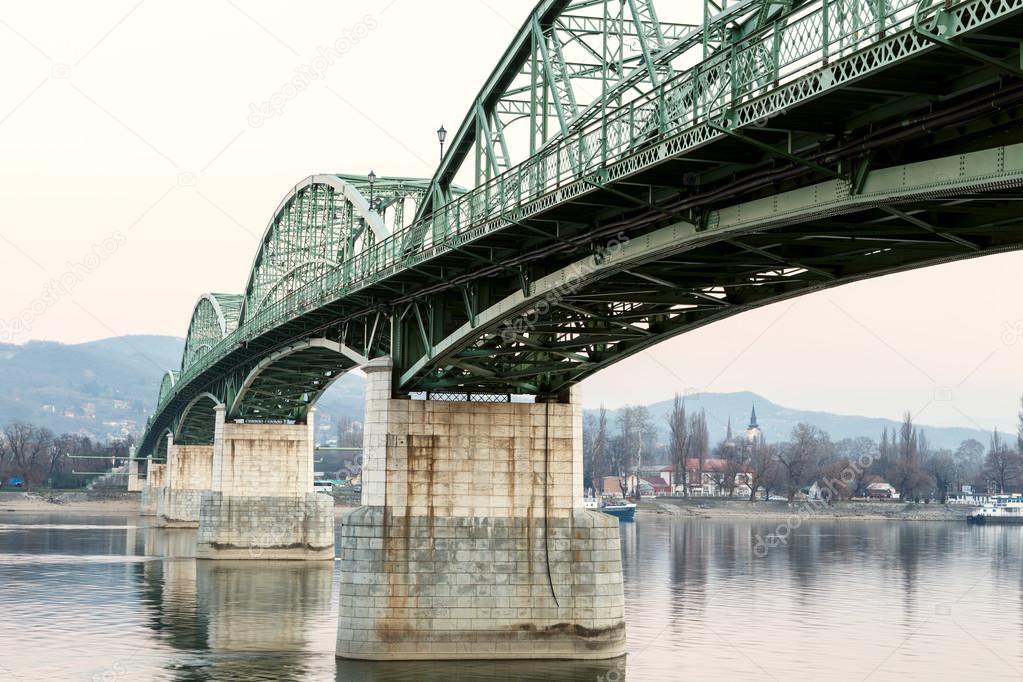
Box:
[1, 512, 1020, 681]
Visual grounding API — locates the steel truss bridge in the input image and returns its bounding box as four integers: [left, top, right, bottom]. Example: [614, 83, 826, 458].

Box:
[139, 0, 1023, 458]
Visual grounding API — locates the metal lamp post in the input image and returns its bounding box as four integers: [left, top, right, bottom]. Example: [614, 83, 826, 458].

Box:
[437, 125, 447, 162]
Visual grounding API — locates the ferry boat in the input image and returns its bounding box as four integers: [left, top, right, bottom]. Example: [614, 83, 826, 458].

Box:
[967, 495, 1023, 524]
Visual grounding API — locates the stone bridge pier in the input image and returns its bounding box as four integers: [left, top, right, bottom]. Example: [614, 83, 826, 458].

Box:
[336, 358, 626, 661]
[158, 435, 214, 528]
[196, 406, 334, 560]
[127, 447, 142, 493]
[141, 457, 166, 516]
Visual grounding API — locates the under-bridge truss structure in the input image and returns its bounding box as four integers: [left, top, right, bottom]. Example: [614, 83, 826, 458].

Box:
[139, 0, 1023, 457]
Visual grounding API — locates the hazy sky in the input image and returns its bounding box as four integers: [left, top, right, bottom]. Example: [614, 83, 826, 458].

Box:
[0, 1, 1020, 434]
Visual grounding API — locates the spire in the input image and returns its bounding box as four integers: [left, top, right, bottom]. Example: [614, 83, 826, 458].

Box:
[726, 417, 733, 441]
[749, 404, 758, 429]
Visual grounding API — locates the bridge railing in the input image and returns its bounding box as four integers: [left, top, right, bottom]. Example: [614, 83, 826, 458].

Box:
[149, 0, 985, 422]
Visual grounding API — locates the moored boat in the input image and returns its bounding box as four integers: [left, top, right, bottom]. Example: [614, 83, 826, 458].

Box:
[967, 495, 1023, 524]
[599, 499, 637, 521]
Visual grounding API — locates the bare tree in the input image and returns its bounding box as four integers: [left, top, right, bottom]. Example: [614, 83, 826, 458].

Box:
[1017, 394, 1023, 457]
[3, 422, 54, 488]
[593, 406, 610, 483]
[747, 438, 776, 501]
[617, 405, 653, 498]
[691, 410, 709, 458]
[667, 394, 688, 495]
[926, 451, 956, 503]
[985, 429, 1021, 494]
[777, 423, 830, 502]
[583, 412, 597, 492]
[886, 412, 935, 501]
[51, 433, 95, 486]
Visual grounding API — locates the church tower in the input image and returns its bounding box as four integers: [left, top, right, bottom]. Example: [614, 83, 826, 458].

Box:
[746, 404, 763, 443]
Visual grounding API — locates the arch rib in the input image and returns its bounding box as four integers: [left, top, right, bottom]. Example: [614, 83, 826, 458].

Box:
[228, 338, 369, 420]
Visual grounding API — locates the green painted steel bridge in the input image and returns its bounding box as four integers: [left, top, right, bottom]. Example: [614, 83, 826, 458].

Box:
[139, 0, 1023, 458]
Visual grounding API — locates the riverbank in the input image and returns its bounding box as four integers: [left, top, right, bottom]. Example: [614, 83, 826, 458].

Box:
[0, 490, 140, 513]
[0, 490, 363, 516]
[642, 497, 973, 522]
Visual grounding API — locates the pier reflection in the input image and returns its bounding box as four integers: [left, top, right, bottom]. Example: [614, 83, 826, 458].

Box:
[138, 525, 334, 680]
[334, 657, 628, 681]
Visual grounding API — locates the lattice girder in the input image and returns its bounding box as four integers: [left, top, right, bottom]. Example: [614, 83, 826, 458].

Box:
[181, 293, 242, 373]
[240, 175, 432, 325]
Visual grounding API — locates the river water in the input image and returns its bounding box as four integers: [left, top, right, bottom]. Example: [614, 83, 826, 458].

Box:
[0, 513, 1020, 681]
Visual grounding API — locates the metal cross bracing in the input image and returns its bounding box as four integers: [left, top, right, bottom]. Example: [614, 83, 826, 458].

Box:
[138, 0, 1023, 457]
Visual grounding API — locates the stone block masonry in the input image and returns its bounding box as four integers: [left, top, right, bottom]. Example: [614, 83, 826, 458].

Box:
[141, 462, 166, 516]
[196, 406, 334, 560]
[127, 452, 142, 493]
[158, 443, 214, 528]
[336, 358, 626, 660]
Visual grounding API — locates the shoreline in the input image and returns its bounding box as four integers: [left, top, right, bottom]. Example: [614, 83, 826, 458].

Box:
[0, 491, 141, 513]
[0, 491, 365, 517]
[0, 491, 974, 523]
[641, 497, 973, 522]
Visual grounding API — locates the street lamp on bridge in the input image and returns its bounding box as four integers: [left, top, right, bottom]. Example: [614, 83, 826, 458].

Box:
[437, 125, 447, 162]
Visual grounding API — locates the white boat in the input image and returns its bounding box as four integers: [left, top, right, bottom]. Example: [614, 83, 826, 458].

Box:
[967, 494, 1023, 524]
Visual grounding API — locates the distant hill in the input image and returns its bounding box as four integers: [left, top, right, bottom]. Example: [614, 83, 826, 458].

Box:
[587, 391, 990, 451]
[0, 336, 990, 449]
[0, 336, 184, 441]
[0, 336, 366, 443]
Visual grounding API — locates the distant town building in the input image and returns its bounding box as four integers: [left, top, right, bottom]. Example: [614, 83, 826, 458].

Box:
[682, 458, 754, 497]
[640, 476, 672, 496]
[601, 476, 625, 497]
[865, 479, 900, 500]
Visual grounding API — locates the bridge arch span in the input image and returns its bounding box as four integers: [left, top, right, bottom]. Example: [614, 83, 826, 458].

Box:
[182, 294, 243, 373]
[229, 338, 368, 423]
[239, 175, 432, 325]
[158, 371, 178, 407]
[174, 392, 225, 446]
[154, 427, 174, 461]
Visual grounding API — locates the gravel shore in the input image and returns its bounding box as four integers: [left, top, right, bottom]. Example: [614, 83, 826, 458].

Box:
[0, 490, 141, 513]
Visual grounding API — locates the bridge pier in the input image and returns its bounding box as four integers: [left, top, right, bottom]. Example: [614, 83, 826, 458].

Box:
[158, 435, 214, 528]
[196, 406, 334, 560]
[336, 358, 626, 661]
[141, 457, 166, 516]
[127, 447, 142, 493]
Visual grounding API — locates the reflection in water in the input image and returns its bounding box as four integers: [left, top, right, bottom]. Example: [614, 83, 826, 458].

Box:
[335, 658, 627, 681]
[2, 512, 1022, 680]
[137, 525, 334, 681]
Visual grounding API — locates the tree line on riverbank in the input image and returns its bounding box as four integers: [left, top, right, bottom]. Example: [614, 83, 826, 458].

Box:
[584, 395, 1023, 502]
[0, 421, 135, 489]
